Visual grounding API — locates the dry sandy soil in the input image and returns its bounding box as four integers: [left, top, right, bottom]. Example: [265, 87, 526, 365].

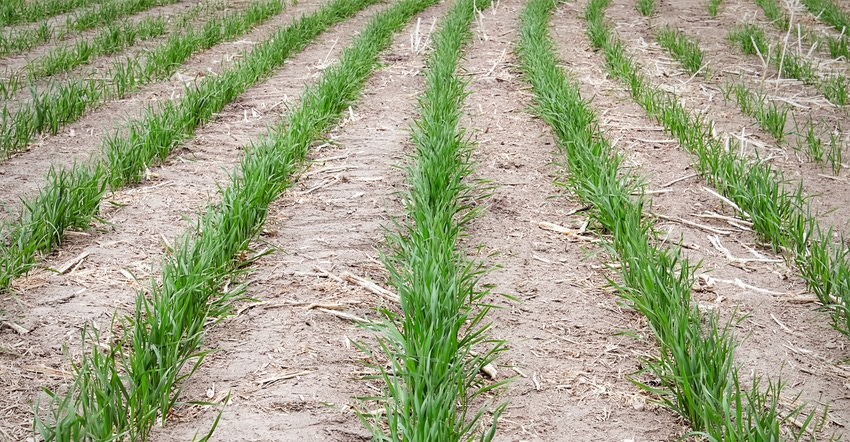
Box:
[2, 0, 850, 440]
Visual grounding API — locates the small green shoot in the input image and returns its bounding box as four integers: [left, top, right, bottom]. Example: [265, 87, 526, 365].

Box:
[656, 26, 704, 74]
[636, 0, 655, 16]
[730, 81, 788, 141]
[728, 24, 768, 55]
[358, 1, 508, 441]
[33, 0, 420, 439]
[707, 0, 723, 16]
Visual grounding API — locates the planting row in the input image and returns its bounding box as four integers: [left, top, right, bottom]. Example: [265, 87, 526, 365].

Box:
[614, 1, 850, 338]
[0, 0, 287, 159]
[522, 0, 818, 437]
[31, 0, 483, 440]
[0, 0, 99, 27]
[0, 0, 182, 56]
[0, 0, 228, 100]
[359, 0, 505, 440]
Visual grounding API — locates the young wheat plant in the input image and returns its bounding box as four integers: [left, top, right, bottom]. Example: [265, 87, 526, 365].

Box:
[359, 1, 508, 441]
[578, 0, 826, 438]
[33, 0, 431, 439]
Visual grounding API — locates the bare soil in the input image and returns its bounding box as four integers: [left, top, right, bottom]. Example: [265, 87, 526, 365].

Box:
[3, 0, 850, 441]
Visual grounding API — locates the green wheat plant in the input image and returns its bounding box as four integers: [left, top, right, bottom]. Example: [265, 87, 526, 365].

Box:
[0, 21, 54, 56]
[775, 51, 848, 105]
[0, 0, 99, 27]
[826, 130, 843, 174]
[728, 23, 769, 55]
[636, 0, 655, 16]
[780, 52, 819, 84]
[796, 118, 827, 163]
[780, 53, 848, 105]
[825, 33, 850, 59]
[581, 0, 826, 438]
[0, 0, 285, 159]
[822, 74, 848, 105]
[33, 0, 440, 439]
[590, 0, 850, 351]
[800, 0, 850, 33]
[65, 0, 178, 33]
[0, 0, 377, 291]
[707, 0, 723, 16]
[724, 81, 788, 141]
[0, 72, 25, 100]
[655, 26, 704, 74]
[0, 164, 107, 288]
[754, 0, 790, 30]
[0, 78, 105, 156]
[358, 0, 508, 441]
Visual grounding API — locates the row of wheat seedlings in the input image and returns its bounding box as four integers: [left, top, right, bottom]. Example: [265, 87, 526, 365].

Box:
[0, 0, 99, 27]
[723, 81, 788, 140]
[0, 0, 219, 56]
[0, 21, 54, 56]
[707, 0, 724, 16]
[32, 0, 440, 439]
[653, 24, 844, 172]
[588, 0, 850, 342]
[655, 26, 704, 74]
[0, 0, 378, 288]
[520, 0, 818, 438]
[0, 0, 230, 98]
[63, 0, 180, 33]
[9, 0, 181, 53]
[0, 0, 287, 157]
[35, 15, 167, 78]
[727, 8, 850, 106]
[751, 0, 849, 62]
[799, 0, 849, 56]
[358, 0, 507, 441]
[1, 15, 169, 98]
[800, 0, 849, 31]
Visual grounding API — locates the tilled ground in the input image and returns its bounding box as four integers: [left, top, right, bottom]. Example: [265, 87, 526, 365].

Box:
[2, 0, 850, 441]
